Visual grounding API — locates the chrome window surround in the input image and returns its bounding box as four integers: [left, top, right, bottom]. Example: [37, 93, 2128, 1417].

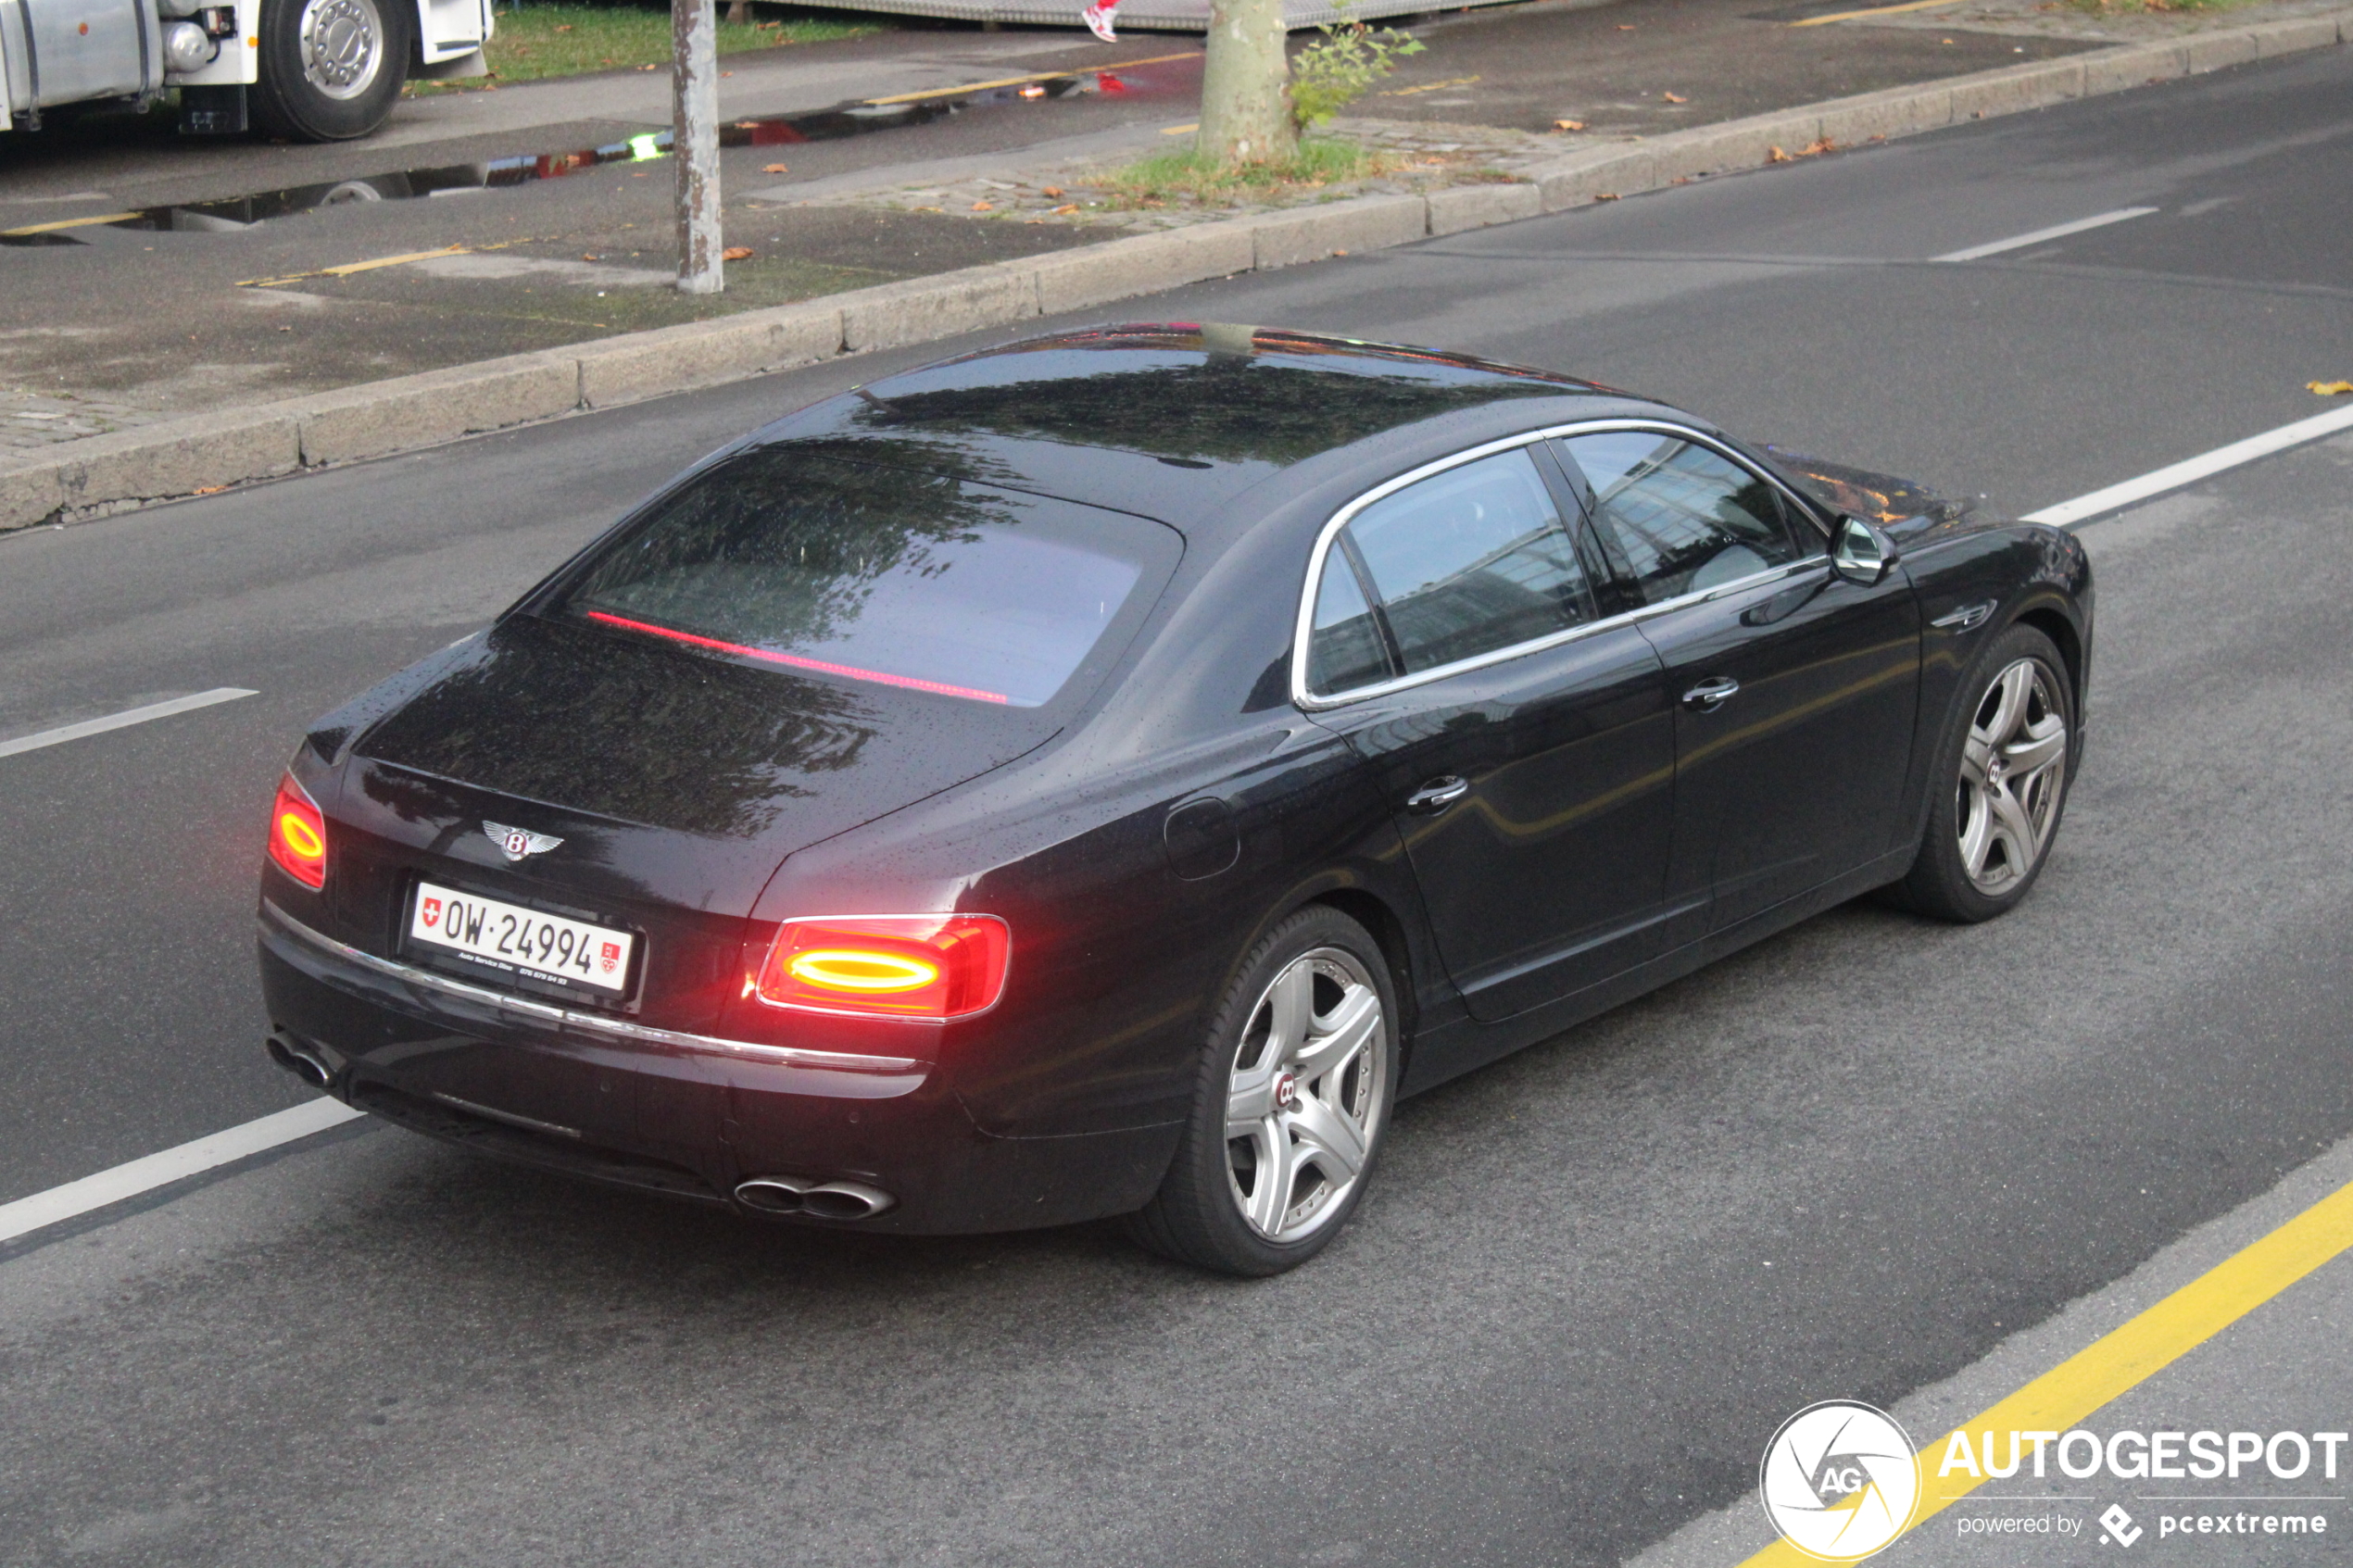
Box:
[1289, 419, 1833, 711]
[261, 899, 925, 1075]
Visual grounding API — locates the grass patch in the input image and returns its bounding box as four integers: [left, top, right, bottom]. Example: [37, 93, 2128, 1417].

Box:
[408, 3, 884, 94]
[1095, 139, 1409, 208]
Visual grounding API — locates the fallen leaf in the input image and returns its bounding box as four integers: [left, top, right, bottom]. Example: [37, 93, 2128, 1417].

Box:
[554, 22, 572, 30]
[1334, 249, 1348, 257]
[583, 253, 599, 260]
[1768, 145, 1792, 164]
[1617, 21, 1635, 27]
[722, 245, 754, 260]
[193, 484, 229, 495]
[1663, 92, 1687, 104]
[1051, 203, 1080, 215]
[761, 162, 789, 173]
[2311, 381, 2353, 395]
[971, 200, 993, 211]
[1552, 118, 1585, 132]
[638, 63, 659, 70]
[1042, 185, 1065, 197]
[1593, 192, 1620, 202]
[721, 70, 734, 77]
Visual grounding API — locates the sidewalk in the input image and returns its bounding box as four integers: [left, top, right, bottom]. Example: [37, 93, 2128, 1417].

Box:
[3, 0, 2346, 523]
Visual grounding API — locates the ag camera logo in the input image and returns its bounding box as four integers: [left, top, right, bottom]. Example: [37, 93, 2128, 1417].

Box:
[1760, 1401, 1922, 1561]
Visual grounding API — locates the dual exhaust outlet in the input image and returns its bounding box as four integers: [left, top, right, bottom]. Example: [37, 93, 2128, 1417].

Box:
[265, 1029, 336, 1090]
[734, 1174, 896, 1222]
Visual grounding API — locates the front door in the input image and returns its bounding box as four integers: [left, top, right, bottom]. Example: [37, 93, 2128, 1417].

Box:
[1556, 429, 1920, 931]
[1300, 444, 1678, 1022]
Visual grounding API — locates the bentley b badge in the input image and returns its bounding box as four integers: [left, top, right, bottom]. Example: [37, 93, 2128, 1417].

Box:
[484, 822, 563, 862]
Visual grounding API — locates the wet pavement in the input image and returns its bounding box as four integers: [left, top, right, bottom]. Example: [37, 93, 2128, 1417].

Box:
[0, 0, 2301, 433]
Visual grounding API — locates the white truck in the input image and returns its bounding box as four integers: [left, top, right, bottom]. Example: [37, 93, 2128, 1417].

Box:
[1, 0, 492, 141]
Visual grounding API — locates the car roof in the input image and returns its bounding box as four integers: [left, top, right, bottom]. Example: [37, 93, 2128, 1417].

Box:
[741, 324, 1659, 533]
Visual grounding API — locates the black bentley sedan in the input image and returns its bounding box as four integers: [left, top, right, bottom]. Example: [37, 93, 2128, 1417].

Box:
[258, 324, 2090, 1274]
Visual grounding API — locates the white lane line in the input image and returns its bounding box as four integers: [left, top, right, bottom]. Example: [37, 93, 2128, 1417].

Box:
[0, 1098, 365, 1246]
[0, 687, 258, 760]
[1933, 206, 2158, 262]
[2024, 403, 2353, 529]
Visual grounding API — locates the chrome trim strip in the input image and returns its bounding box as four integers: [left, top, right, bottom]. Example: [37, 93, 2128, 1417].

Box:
[260, 900, 925, 1075]
[1289, 419, 1833, 711]
[1931, 600, 1996, 632]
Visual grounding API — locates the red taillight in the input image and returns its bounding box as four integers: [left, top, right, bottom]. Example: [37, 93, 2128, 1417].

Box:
[267, 772, 328, 890]
[754, 914, 1010, 1021]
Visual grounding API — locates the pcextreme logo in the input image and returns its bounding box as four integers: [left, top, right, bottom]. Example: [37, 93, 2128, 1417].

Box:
[1759, 1401, 1922, 1562]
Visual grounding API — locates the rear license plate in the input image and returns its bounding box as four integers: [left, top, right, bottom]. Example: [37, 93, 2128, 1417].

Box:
[407, 881, 636, 998]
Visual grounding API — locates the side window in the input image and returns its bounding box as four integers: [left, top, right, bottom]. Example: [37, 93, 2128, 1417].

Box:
[1307, 554, 1395, 694]
[1560, 432, 1805, 606]
[1314, 448, 1592, 688]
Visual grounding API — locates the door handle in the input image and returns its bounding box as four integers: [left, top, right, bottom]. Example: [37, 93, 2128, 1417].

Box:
[1681, 676, 1741, 711]
[1405, 775, 1469, 814]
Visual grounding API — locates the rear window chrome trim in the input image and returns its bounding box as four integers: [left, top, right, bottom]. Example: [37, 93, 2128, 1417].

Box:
[1289, 419, 1831, 711]
[260, 899, 925, 1075]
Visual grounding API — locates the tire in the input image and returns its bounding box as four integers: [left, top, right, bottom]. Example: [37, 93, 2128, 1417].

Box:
[251, 0, 412, 142]
[1128, 906, 1401, 1276]
[1886, 622, 2074, 922]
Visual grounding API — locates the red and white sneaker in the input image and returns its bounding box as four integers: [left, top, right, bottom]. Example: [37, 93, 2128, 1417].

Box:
[1081, 2, 1118, 41]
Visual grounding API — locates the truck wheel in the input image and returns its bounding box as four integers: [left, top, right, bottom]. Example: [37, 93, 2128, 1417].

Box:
[251, 0, 412, 141]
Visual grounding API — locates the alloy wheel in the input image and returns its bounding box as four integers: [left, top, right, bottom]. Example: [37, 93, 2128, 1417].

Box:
[1224, 947, 1387, 1245]
[1957, 657, 2069, 894]
[298, 0, 384, 99]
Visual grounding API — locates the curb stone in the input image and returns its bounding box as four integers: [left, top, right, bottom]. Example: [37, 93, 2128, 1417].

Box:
[5, 7, 2346, 533]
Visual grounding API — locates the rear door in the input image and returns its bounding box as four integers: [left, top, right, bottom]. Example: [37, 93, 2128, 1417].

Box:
[1556, 427, 1919, 932]
[1299, 442, 1679, 1023]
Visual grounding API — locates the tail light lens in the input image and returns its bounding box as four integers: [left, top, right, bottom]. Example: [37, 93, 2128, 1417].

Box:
[755, 914, 1010, 1021]
[267, 772, 328, 890]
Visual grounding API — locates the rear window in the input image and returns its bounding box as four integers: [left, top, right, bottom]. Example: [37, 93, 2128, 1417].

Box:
[554, 448, 1177, 709]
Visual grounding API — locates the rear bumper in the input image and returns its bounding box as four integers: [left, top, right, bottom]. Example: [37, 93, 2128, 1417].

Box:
[257, 901, 1178, 1234]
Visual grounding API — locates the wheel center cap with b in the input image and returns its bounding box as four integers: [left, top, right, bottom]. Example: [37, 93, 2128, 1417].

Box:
[1274, 1072, 1299, 1111]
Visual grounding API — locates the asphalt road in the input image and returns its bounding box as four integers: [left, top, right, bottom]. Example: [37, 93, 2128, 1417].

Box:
[4, 47, 2352, 1566]
[0, 0, 2097, 416]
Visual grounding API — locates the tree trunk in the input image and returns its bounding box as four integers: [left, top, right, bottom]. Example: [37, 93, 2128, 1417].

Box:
[724, 0, 749, 23]
[1196, 0, 1294, 166]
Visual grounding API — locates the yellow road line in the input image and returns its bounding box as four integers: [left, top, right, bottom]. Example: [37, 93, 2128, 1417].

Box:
[1161, 121, 1201, 135]
[240, 244, 470, 288]
[1383, 74, 1482, 95]
[860, 50, 1202, 107]
[1791, 0, 1967, 26]
[1737, 1176, 2353, 1568]
[1, 211, 146, 237]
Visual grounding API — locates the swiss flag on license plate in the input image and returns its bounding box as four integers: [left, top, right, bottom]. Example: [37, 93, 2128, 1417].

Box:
[422, 897, 442, 924]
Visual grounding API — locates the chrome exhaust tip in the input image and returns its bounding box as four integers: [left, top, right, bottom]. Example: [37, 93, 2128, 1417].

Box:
[265, 1030, 335, 1090]
[733, 1174, 896, 1221]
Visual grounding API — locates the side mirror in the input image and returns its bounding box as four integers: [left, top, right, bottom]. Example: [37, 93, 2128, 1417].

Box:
[1831, 515, 1899, 586]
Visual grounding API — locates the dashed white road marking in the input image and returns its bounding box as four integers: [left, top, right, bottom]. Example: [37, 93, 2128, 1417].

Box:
[2026, 403, 2353, 529]
[0, 1098, 365, 1247]
[0, 687, 258, 760]
[1934, 206, 2158, 262]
